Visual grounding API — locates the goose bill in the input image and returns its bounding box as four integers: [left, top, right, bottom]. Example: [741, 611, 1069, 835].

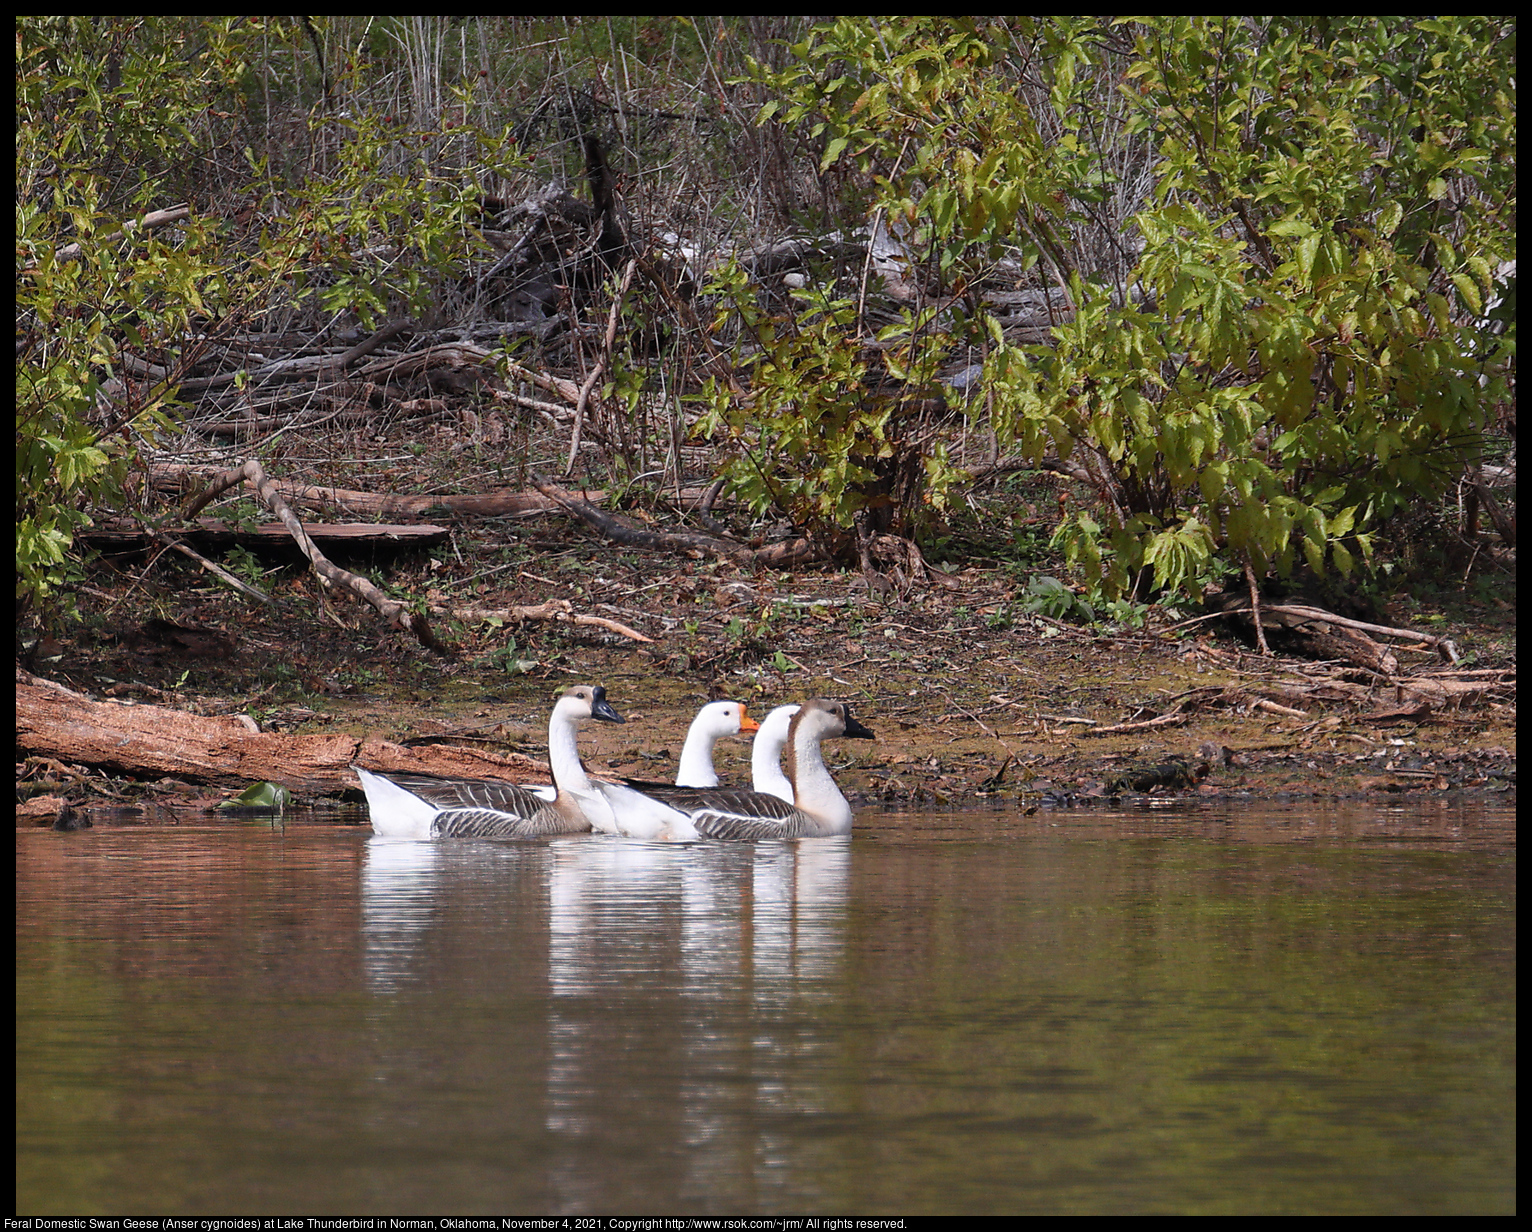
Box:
[589, 686, 625, 725]
[841, 711, 876, 740]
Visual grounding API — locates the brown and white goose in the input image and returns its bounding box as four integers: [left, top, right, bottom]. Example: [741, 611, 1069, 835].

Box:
[594, 699, 874, 841]
[353, 684, 625, 838]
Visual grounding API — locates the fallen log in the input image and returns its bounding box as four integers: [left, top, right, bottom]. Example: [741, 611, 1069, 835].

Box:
[534, 476, 759, 564]
[1264, 602, 1458, 664]
[81, 518, 449, 551]
[1217, 597, 1458, 667]
[147, 463, 746, 521]
[16, 668, 550, 796]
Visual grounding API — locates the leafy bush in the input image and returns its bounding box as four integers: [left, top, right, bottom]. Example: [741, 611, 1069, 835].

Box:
[729, 16, 1514, 598]
[15, 17, 527, 619]
[16, 18, 253, 615]
[698, 261, 960, 558]
[1044, 16, 1516, 599]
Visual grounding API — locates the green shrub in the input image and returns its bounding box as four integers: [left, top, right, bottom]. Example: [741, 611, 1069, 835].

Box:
[730, 16, 1514, 598]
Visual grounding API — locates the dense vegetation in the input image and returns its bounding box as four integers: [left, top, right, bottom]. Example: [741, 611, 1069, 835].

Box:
[15, 16, 1516, 625]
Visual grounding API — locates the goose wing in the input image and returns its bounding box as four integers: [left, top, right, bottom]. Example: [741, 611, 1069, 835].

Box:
[355, 766, 577, 838]
[641, 786, 812, 841]
[372, 771, 555, 811]
[430, 806, 586, 838]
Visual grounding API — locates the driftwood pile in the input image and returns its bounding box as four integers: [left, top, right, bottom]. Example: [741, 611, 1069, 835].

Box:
[76, 136, 1049, 647]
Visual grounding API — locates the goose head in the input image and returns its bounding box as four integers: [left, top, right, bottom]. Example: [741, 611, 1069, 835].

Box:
[555, 684, 626, 726]
[693, 699, 761, 738]
[788, 698, 876, 746]
[545, 684, 626, 800]
[671, 699, 761, 788]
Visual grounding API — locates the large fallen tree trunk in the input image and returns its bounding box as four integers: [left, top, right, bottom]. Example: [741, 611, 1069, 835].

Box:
[147, 463, 740, 521]
[81, 518, 449, 551]
[16, 669, 549, 796]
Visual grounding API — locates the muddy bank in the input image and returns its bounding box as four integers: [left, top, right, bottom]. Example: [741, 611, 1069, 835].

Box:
[16, 527, 1516, 820]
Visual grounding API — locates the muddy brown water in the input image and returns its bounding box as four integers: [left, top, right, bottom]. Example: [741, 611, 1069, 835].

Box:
[16, 801, 1515, 1215]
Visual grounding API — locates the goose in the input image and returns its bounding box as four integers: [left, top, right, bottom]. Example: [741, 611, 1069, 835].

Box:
[590, 699, 761, 840]
[594, 699, 874, 841]
[751, 703, 800, 803]
[353, 684, 625, 838]
[674, 699, 761, 787]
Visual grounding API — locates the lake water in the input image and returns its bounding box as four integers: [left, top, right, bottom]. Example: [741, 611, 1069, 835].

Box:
[16, 802, 1516, 1215]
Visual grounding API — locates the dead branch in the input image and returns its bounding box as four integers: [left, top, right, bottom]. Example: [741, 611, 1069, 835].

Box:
[353, 340, 497, 384]
[695, 476, 729, 535]
[502, 358, 583, 404]
[336, 318, 412, 367]
[1233, 601, 1460, 665]
[1083, 710, 1191, 735]
[496, 390, 571, 424]
[150, 530, 276, 607]
[1243, 559, 1271, 655]
[533, 476, 759, 565]
[179, 459, 447, 651]
[39, 204, 190, 268]
[566, 258, 638, 473]
[432, 598, 654, 644]
[1252, 697, 1308, 719]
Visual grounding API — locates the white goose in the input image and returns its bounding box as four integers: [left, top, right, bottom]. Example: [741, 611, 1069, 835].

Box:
[751, 703, 800, 803]
[594, 699, 874, 841]
[674, 700, 761, 787]
[353, 684, 625, 838]
[589, 698, 760, 841]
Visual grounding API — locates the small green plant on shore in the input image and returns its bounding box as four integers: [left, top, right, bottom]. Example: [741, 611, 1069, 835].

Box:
[1020, 576, 1096, 624]
[1098, 598, 1150, 630]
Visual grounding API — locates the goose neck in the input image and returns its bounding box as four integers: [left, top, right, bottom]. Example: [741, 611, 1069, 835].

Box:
[752, 712, 796, 802]
[784, 723, 851, 824]
[676, 725, 720, 787]
[547, 704, 592, 794]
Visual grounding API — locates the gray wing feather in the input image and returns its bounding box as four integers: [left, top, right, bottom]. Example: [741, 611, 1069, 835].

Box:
[382, 773, 551, 814]
[693, 813, 816, 841]
[430, 807, 587, 838]
[661, 789, 808, 841]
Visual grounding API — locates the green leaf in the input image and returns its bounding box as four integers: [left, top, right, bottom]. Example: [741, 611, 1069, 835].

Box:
[1451, 272, 1483, 314]
[1268, 215, 1316, 239]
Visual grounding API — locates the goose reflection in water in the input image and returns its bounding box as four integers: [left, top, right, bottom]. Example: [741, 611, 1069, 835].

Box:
[359, 833, 849, 1165]
[360, 833, 849, 996]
